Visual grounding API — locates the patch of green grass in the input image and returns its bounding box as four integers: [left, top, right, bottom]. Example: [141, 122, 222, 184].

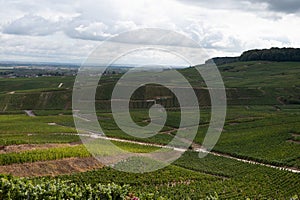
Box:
[0, 115, 76, 134]
[33, 110, 73, 116]
[0, 145, 90, 165]
[0, 76, 74, 93]
[0, 115, 78, 145]
[0, 133, 79, 146]
[0, 140, 160, 165]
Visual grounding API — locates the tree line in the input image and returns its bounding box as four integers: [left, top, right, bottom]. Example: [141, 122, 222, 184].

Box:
[205, 47, 300, 65]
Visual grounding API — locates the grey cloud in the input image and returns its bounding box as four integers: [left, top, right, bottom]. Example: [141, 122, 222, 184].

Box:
[261, 35, 291, 46]
[3, 14, 60, 36]
[175, 0, 284, 21]
[179, 0, 300, 14]
[176, 0, 264, 12]
[250, 0, 300, 13]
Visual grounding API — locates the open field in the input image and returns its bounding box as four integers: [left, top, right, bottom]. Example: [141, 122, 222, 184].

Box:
[0, 61, 300, 199]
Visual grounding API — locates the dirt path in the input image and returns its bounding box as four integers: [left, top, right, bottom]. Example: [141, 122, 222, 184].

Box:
[78, 132, 300, 173]
[0, 157, 103, 177]
[24, 110, 36, 117]
[0, 133, 299, 177]
[257, 87, 266, 95]
[194, 147, 300, 173]
[276, 96, 285, 105]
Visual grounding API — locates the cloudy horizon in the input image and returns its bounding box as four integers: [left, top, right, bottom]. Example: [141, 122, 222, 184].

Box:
[0, 0, 300, 65]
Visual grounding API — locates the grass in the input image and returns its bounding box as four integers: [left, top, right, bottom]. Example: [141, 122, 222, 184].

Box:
[33, 110, 73, 116]
[0, 141, 161, 166]
[0, 145, 90, 165]
[0, 133, 79, 146]
[0, 76, 74, 93]
[0, 114, 78, 145]
[0, 115, 76, 134]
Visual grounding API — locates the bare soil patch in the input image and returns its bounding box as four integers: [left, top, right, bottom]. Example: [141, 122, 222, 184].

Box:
[0, 142, 81, 154]
[287, 133, 300, 144]
[0, 157, 103, 177]
[287, 139, 300, 144]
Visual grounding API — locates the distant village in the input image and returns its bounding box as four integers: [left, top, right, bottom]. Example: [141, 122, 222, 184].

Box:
[0, 66, 77, 78]
[0, 63, 130, 78]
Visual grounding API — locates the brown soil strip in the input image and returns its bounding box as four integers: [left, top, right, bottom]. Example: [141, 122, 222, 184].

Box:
[287, 139, 300, 144]
[0, 157, 103, 177]
[0, 142, 81, 154]
[291, 133, 300, 137]
[228, 122, 239, 126]
[276, 96, 285, 105]
[287, 133, 300, 144]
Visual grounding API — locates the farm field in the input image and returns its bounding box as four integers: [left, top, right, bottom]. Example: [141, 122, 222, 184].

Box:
[0, 61, 300, 199]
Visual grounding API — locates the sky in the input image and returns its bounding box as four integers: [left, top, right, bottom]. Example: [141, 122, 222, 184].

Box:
[0, 0, 300, 64]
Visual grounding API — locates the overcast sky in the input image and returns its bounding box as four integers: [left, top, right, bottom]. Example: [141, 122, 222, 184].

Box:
[0, 0, 300, 64]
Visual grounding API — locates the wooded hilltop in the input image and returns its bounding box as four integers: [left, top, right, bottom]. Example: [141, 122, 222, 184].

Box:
[206, 47, 300, 65]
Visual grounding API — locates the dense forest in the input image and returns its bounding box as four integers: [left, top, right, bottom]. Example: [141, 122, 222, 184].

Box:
[206, 47, 300, 65]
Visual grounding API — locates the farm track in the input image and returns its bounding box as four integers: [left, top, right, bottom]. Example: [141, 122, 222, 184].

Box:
[24, 110, 36, 117]
[276, 96, 285, 105]
[77, 132, 300, 174]
[0, 133, 299, 176]
[199, 149, 300, 174]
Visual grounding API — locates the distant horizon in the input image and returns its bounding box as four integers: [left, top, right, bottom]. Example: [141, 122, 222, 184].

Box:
[0, 60, 190, 69]
[0, 46, 299, 66]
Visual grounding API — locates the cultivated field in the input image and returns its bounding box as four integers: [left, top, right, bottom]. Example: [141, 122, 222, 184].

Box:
[0, 61, 299, 199]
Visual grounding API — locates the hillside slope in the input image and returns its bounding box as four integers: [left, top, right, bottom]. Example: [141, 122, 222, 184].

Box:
[0, 61, 300, 111]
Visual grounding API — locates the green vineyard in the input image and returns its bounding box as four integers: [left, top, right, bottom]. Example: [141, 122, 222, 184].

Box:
[0, 61, 299, 199]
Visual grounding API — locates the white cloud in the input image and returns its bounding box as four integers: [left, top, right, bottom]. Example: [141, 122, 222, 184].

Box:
[65, 20, 115, 41]
[3, 14, 60, 36]
[0, 0, 299, 64]
[0, 32, 98, 63]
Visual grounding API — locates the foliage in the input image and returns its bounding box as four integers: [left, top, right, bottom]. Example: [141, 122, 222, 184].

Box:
[0, 175, 133, 200]
[0, 114, 79, 145]
[0, 145, 90, 165]
[60, 152, 300, 199]
[240, 47, 300, 62]
[206, 47, 300, 65]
